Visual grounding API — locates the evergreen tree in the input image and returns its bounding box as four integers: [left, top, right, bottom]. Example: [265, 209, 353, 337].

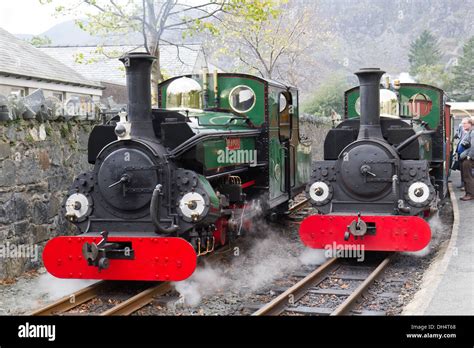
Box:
[303, 75, 348, 117]
[415, 64, 451, 89]
[28, 35, 52, 47]
[451, 36, 474, 101]
[408, 30, 443, 76]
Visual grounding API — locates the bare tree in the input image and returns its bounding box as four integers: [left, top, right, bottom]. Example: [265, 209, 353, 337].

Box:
[45, 0, 277, 101]
[57, 1, 223, 95]
[205, 0, 333, 86]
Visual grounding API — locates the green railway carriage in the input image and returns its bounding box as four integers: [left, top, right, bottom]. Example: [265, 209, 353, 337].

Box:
[157, 72, 312, 211]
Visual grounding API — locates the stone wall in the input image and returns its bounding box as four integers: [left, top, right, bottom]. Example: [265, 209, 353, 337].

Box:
[0, 120, 94, 279]
[300, 120, 332, 161]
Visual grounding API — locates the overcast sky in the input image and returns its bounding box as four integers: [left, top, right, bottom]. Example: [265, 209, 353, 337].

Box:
[0, 0, 88, 35]
[0, 0, 206, 35]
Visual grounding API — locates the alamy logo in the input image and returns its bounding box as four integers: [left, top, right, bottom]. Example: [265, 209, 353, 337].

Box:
[324, 242, 365, 262]
[217, 148, 258, 167]
[0, 242, 38, 261]
[18, 322, 56, 341]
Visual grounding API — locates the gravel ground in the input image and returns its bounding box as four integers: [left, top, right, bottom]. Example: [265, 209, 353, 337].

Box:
[66, 281, 152, 315]
[135, 221, 311, 316]
[355, 200, 453, 315]
[0, 268, 98, 315]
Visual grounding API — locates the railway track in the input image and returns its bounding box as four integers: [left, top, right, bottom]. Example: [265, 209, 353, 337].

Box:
[31, 250, 229, 316]
[30, 281, 172, 316]
[286, 197, 313, 224]
[252, 254, 392, 316]
[31, 281, 107, 316]
[288, 198, 309, 213]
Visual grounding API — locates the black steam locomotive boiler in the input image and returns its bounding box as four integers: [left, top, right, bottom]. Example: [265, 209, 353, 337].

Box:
[300, 68, 436, 252]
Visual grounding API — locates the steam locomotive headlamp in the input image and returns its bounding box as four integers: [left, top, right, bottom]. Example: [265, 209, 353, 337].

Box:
[179, 192, 206, 221]
[408, 182, 430, 204]
[307, 181, 332, 205]
[65, 193, 92, 222]
[115, 124, 126, 137]
[115, 111, 131, 140]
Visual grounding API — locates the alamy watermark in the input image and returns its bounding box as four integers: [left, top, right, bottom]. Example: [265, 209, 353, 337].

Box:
[18, 322, 55, 341]
[324, 242, 365, 262]
[217, 148, 258, 167]
[0, 242, 39, 262]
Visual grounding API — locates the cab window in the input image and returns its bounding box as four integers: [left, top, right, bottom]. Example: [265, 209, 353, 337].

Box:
[279, 92, 291, 141]
[229, 85, 256, 114]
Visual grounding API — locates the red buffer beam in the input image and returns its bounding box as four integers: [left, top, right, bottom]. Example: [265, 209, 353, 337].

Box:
[299, 215, 431, 252]
[43, 235, 197, 281]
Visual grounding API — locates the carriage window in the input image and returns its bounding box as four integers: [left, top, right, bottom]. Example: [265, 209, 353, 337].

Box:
[354, 89, 399, 118]
[279, 93, 288, 112]
[279, 92, 291, 141]
[380, 89, 399, 117]
[11, 88, 25, 97]
[229, 86, 255, 113]
[167, 77, 203, 110]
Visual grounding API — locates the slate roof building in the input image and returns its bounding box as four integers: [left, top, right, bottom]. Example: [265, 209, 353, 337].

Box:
[39, 44, 212, 103]
[0, 27, 103, 103]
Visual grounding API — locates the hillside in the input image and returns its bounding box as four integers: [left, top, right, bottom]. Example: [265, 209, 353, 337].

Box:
[15, 0, 474, 95]
[321, 0, 474, 74]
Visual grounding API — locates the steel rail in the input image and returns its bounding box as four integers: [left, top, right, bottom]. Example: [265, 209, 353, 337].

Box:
[31, 281, 107, 316]
[253, 254, 392, 316]
[330, 255, 392, 316]
[252, 258, 339, 316]
[100, 251, 229, 315]
[288, 198, 310, 213]
[101, 282, 172, 316]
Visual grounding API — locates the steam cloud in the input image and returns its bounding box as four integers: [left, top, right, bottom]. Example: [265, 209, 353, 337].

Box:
[1, 273, 97, 314]
[173, 262, 229, 307]
[35, 273, 97, 299]
[172, 220, 315, 307]
[405, 213, 449, 257]
[299, 248, 328, 265]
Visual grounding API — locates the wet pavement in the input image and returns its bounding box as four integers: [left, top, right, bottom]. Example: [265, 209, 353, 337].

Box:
[423, 171, 474, 315]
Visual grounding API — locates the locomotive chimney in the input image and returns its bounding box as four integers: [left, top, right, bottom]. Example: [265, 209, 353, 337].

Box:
[354, 68, 385, 140]
[119, 52, 156, 139]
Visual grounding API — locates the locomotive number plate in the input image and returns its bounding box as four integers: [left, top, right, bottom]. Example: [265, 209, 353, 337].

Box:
[226, 137, 241, 150]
